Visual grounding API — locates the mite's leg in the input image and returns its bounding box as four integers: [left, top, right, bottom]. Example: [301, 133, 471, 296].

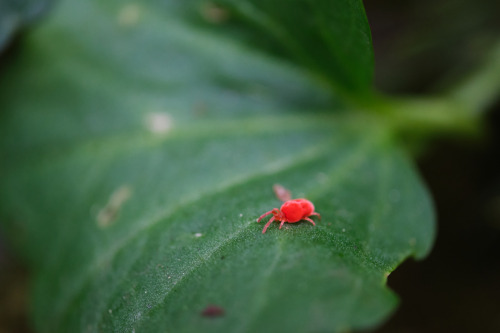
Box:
[279, 219, 287, 229]
[262, 217, 275, 234]
[304, 217, 316, 226]
[311, 212, 321, 220]
[257, 210, 274, 223]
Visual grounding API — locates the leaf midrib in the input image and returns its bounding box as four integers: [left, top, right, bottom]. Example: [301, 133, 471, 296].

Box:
[5, 113, 344, 172]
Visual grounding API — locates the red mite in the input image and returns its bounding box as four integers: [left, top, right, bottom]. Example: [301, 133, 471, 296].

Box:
[257, 198, 321, 234]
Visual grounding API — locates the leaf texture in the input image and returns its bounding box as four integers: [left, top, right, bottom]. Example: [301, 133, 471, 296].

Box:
[0, 1, 434, 332]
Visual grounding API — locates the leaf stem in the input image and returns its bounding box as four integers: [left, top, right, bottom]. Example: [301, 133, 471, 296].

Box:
[368, 40, 500, 139]
[446, 40, 500, 114]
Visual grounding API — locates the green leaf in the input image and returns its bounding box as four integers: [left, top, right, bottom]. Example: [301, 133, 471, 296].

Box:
[210, 0, 375, 98]
[0, 1, 434, 332]
[0, 0, 53, 52]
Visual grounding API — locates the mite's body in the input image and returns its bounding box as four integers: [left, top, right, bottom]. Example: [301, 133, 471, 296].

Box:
[257, 198, 321, 233]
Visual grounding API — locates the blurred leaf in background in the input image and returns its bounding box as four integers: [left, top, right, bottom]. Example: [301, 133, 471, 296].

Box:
[208, 0, 375, 99]
[0, 0, 53, 52]
[365, 0, 500, 94]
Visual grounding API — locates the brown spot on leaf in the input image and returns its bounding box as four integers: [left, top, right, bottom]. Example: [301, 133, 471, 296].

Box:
[97, 185, 132, 228]
[201, 305, 225, 317]
[201, 2, 229, 24]
[117, 3, 141, 26]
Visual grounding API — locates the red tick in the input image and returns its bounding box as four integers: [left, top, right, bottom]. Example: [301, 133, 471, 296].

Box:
[257, 198, 321, 234]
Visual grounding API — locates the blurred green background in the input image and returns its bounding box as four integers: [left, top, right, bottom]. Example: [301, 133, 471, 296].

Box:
[368, 0, 500, 332]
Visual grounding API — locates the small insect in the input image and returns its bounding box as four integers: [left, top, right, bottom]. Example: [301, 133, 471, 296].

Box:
[257, 198, 321, 234]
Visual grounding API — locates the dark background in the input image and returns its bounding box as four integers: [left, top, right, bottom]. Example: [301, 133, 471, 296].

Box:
[367, 0, 500, 331]
[1, 0, 500, 332]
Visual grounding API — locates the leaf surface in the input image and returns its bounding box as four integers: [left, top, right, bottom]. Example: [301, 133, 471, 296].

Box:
[211, 0, 375, 97]
[0, 1, 434, 332]
[0, 0, 52, 52]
